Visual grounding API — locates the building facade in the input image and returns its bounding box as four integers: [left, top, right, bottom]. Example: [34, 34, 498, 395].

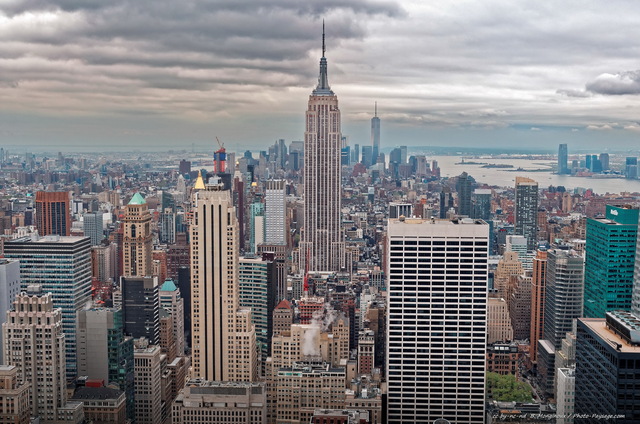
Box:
[35, 191, 70, 236]
[4, 236, 92, 379]
[514, 177, 539, 251]
[190, 182, 257, 382]
[584, 205, 638, 318]
[301, 29, 344, 272]
[386, 217, 489, 423]
[122, 192, 153, 277]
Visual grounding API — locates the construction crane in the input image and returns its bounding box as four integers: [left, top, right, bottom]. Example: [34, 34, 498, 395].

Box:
[213, 136, 227, 173]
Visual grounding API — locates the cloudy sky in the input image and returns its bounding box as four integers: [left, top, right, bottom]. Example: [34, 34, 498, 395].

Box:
[2, 0, 640, 152]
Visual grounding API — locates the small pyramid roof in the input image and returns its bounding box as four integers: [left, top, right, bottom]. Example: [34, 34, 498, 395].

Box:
[160, 279, 177, 292]
[128, 192, 146, 205]
[275, 299, 292, 310]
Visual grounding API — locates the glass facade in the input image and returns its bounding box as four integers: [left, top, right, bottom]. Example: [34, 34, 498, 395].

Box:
[583, 205, 639, 318]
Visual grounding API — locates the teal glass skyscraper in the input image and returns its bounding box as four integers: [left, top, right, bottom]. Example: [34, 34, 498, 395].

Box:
[584, 205, 639, 318]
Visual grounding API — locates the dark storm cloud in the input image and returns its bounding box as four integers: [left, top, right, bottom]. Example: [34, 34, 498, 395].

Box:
[585, 71, 640, 95]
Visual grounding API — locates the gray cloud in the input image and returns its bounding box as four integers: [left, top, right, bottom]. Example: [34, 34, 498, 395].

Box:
[3, 1, 640, 150]
[585, 71, 640, 95]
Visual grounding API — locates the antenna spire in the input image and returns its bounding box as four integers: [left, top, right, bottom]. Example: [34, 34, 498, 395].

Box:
[375, 101, 377, 117]
[322, 20, 326, 57]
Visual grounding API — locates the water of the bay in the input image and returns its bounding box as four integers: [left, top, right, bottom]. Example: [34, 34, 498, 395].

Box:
[432, 156, 640, 194]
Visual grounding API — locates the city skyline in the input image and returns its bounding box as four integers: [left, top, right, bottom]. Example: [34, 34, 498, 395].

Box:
[2, 1, 640, 151]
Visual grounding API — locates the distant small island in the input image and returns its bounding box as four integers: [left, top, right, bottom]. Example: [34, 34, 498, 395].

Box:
[455, 161, 487, 165]
[481, 164, 513, 168]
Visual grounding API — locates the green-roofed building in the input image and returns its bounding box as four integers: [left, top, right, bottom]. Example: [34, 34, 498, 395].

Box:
[584, 205, 639, 318]
[128, 192, 146, 205]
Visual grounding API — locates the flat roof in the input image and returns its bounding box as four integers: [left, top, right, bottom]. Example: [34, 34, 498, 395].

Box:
[580, 318, 640, 353]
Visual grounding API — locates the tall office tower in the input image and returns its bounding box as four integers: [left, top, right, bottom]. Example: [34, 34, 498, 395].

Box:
[179, 159, 191, 175]
[556, 367, 575, 424]
[3, 289, 67, 421]
[529, 249, 547, 363]
[400, 145, 408, 164]
[575, 312, 640, 422]
[361, 145, 373, 167]
[509, 273, 532, 340]
[456, 172, 473, 216]
[76, 307, 135, 421]
[626, 157, 638, 179]
[249, 201, 265, 253]
[599, 152, 610, 171]
[472, 188, 492, 220]
[82, 212, 103, 245]
[133, 339, 163, 424]
[265, 180, 287, 245]
[494, 251, 523, 299]
[173, 381, 266, 424]
[301, 25, 344, 272]
[35, 191, 71, 236]
[159, 279, 185, 356]
[584, 205, 639, 318]
[515, 177, 539, 251]
[0, 365, 30, 424]
[122, 192, 153, 277]
[543, 249, 584, 349]
[371, 102, 380, 165]
[239, 256, 277, 371]
[4, 236, 92, 379]
[386, 217, 489, 424]
[558, 143, 568, 174]
[121, 276, 160, 345]
[439, 187, 454, 219]
[91, 243, 117, 283]
[633, 210, 640, 316]
[190, 182, 257, 382]
[0, 259, 20, 363]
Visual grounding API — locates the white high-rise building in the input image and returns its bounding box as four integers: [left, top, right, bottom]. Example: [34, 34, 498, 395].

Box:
[301, 25, 344, 272]
[556, 367, 575, 424]
[386, 217, 489, 424]
[190, 177, 257, 382]
[265, 179, 286, 245]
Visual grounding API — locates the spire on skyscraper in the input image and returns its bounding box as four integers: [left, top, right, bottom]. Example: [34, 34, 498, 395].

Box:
[375, 101, 377, 117]
[313, 20, 333, 96]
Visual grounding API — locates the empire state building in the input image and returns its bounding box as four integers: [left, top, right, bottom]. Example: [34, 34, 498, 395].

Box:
[302, 26, 344, 272]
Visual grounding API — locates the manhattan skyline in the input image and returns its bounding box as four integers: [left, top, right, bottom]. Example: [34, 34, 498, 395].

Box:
[3, 1, 640, 151]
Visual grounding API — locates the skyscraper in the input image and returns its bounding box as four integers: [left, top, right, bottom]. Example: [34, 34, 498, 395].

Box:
[386, 217, 489, 423]
[265, 179, 286, 245]
[575, 312, 640, 422]
[83, 211, 104, 246]
[35, 191, 71, 236]
[558, 144, 568, 174]
[302, 24, 344, 272]
[122, 193, 153, 277]
[190, 180, 257, 382]
[2, 288, 79, 422]
[4, 236, 92, 379]
[76, 307, 135, 421]
[371, 102, 380, 165]
[515, 176, 539, 251]
[456, 172, 473, 217]
[529, 249, 547, 363]
[0, 259, 20, 363]
[543, 249, 584, 349]
[121, 276, 160, 345]
[584, 205, 638, 318]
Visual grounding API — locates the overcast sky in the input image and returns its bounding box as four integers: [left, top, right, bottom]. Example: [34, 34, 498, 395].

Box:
[2, 0, 640, 153]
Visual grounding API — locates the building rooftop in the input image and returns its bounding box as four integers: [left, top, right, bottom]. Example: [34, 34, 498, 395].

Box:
[71, 386, 124, 401]
[160, 279, 177, 292]
[127, 192, 146, 205]
[580, 317, 640, 353]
